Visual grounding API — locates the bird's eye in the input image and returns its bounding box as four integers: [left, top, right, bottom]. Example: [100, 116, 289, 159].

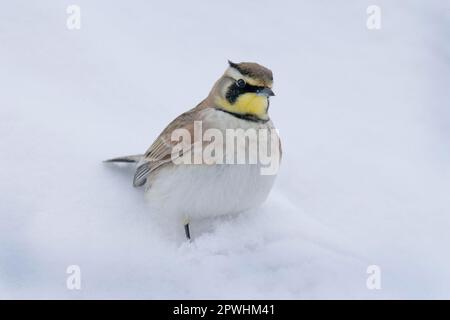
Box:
[236, 79, 246, 88]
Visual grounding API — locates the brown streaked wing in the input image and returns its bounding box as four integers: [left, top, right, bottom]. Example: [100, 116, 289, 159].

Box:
[132, 107, 200, 187]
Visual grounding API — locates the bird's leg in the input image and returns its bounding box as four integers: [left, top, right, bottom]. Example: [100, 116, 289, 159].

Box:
[183, 217, 191, 241]
[184, 223, 191, 240]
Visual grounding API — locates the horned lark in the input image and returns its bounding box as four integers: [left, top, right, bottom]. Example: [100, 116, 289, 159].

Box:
[105, 61, 281, 240]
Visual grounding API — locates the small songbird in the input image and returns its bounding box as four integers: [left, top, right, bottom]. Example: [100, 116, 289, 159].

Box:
[105, 61, 281, 240]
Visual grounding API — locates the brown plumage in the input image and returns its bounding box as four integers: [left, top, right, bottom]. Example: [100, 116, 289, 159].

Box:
[228, 61, 273, 86]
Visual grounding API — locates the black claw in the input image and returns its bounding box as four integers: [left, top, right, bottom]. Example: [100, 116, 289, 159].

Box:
[184, 223, 191, 240]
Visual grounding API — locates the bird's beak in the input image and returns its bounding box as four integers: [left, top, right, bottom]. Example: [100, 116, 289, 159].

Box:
[258, 88, 276, 97]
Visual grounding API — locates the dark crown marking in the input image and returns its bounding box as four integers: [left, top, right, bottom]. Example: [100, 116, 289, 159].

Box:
[228, 60, 274, 83]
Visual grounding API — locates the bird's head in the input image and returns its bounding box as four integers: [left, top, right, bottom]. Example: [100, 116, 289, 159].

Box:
[211, 61, 275, 122]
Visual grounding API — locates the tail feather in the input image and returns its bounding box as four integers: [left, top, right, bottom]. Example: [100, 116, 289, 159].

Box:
[103, 154, 143, 163]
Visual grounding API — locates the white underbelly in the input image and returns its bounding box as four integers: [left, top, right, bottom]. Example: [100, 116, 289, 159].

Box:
[144, 163, 276, 220]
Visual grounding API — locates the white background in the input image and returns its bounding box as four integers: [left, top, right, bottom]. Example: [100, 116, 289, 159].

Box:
[0, 0, 449, 298]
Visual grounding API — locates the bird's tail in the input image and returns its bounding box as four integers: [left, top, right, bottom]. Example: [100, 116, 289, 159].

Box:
[103, 154, 143, 163]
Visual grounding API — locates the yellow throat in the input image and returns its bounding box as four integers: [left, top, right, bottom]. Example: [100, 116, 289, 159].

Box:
[216, 93, 269, 120]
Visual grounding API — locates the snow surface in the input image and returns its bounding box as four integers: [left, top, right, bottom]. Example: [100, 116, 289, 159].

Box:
[0, 0, 449, 299]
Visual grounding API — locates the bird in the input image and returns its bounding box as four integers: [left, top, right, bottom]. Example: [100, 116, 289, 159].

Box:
[105, 61, 282, 240]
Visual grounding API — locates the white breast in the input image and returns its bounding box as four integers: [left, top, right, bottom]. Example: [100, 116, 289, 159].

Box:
[145, 163, 276, 220]
[144, 108, 280, 221]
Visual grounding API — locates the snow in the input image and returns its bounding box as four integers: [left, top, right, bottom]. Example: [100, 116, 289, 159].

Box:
[1, 0, 449, 299]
